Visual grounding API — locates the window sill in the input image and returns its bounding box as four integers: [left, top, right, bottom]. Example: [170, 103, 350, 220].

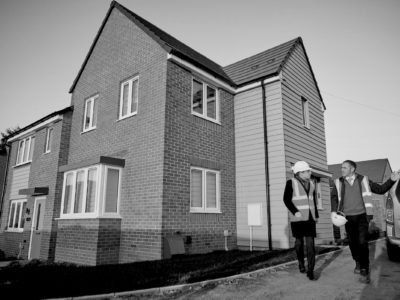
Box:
[192, 112, 221, 125]
[117, 112, 137, 122]
[55, 214, 122, 220]
[6, 228, 24, 233]
[190, 210, 222, 214]
[81, 127, 96, 134]
[14, 161, 32, 168]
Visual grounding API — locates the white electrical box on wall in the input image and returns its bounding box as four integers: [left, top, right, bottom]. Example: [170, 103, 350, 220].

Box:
[247, 203, 262, 226]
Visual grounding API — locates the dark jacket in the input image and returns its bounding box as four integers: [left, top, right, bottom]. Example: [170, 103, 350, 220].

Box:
[283, 178, 319, 219]
[330, 174, 395, 213]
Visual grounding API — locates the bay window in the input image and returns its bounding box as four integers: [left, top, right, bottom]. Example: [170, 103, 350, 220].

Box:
[60, 165, 121, 218]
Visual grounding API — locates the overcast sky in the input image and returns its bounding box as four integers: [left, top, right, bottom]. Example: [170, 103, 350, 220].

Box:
[1, 0, 399, 171]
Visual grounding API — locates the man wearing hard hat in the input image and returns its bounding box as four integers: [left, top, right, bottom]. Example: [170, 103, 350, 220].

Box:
[331, 160, 400, 283]
[283, 161, 322, 280]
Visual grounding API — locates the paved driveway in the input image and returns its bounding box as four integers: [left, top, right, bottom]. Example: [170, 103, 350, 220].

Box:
[126, 239, 400, 300]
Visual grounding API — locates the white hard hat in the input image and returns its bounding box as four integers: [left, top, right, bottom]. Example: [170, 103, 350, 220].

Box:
[292, 161, 312, 174]
[331, 211, 347, 227]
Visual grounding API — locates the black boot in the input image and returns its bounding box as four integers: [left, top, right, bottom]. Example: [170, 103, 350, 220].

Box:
[307, 270, 316, 280]
[354, 261, 360, 274]
[299, 263, 306, 273]
[359, 269, 370, 284]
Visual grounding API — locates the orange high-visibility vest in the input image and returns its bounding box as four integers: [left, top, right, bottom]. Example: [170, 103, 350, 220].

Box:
[334, 176, 373, 215]
[289, 178, 317, 222]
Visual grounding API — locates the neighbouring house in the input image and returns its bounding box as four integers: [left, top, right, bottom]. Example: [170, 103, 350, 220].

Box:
[0, 1, 333, 265]
[329, 158, 392, 238]
[0, 107, 72, 260]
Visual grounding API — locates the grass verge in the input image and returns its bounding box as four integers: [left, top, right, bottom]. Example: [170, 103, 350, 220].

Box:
[0, 246, 339, 299]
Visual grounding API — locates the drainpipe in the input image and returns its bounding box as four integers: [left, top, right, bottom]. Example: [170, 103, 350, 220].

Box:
[0, 143, 11, 220]
[261, 80, 273, 251]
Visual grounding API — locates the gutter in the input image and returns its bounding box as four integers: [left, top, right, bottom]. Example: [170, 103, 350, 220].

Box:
[0, 144, 11, 220]
[261, 78, 274, 251]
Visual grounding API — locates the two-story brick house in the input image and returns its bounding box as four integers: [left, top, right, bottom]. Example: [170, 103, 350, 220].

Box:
[0, 107, 72, 260]
[0, 1, 333, 265]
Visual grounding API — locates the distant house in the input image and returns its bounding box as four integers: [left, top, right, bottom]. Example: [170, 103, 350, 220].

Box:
[0, 1, 333, 265]
[329, 158, 392, 233]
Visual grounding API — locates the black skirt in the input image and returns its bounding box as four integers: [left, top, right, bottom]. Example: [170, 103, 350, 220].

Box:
[291, 213, 316, 238]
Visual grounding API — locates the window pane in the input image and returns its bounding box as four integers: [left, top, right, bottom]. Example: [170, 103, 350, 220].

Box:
[17, 141, 24, 164]
[85, 168, 97, 213]
[20, 202, 27, 228]
[92, 99, 98, 128]
[84, 100, 92, 130]
[46, 128, 53, 152]
[121, 83, 129, 117]
[130, 79, 138, 114]
[206, 86, 216, 119]
[206, 172, 217, 208]
[63, 173, 74, 214]
[28, 137, 35, 161]
[74, 171, 85, 213]
[105, 169, 119, 213]
[23, 138, 30, 162]
[192, 80, 203, 114]
[8, 203, 15, 228]
[191, 169, 202, 208]
[14, 202, 21, 228]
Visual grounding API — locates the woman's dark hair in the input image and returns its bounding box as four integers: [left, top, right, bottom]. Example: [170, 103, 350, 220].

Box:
[343, 160, 357, 170]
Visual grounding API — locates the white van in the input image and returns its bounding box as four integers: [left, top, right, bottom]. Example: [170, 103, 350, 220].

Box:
[386, 179, 400, 261]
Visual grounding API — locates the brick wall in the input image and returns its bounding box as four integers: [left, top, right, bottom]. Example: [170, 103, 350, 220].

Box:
[66, 8, 168, 264]
[55, 218, 121, 266]
[162, 61, 237, 255]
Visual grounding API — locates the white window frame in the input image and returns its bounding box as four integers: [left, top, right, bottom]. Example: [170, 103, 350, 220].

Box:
[60, 164, 122, 219]
[83, 95, 98, 132]
[119, 76, 139, 120]
[191, 78, 220, 124]
[44, 127, 53, 153]
[190, 167, 221, 213]
[7, 199, 27, 232]
[301, 97, 310, 129]
[16, 136, 34, 166]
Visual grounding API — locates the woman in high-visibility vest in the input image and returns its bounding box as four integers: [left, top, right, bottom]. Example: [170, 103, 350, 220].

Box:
[283, 161, 322, 280]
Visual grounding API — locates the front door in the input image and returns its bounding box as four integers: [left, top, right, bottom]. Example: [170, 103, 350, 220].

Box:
[29, 197, 46, 259]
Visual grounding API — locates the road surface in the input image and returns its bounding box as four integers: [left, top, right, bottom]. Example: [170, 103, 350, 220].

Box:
[127, 238, 400, 300]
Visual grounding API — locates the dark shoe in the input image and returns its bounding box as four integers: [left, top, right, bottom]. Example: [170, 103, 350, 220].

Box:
[299, 264, 306, 273]
[359, 269, 370, 284]
[354, 262, 360, 274]
[307, 271, 316, 280]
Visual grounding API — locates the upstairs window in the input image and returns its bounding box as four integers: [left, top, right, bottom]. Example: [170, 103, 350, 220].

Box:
[191, 79, 219, 123]
[83, 95, 98, 132]
[190, 167, 220, 213]
[16, 136, 35, 165]
[44, 127, 53, 153]
[61, 165, 121, 218]
[119, 76, 139, 120]
[301, 97, 310, 128]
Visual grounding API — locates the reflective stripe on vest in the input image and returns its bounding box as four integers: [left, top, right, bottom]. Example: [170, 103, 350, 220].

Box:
[335, 176, 373, 214]
[290, 178, 316, 222]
